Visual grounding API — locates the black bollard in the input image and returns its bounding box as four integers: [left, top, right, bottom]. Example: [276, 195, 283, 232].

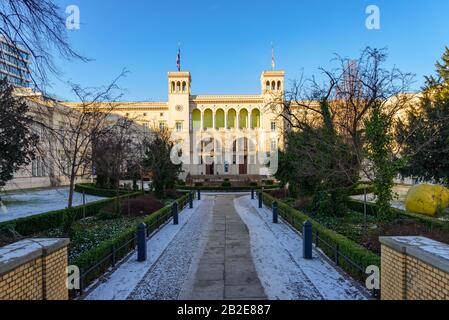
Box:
[189, 192, 193, 208]
[137, 223, 147, 262]
[258, 192, 263, 208]
[272, 201, 278, 223]
[172, 201, 179, 225]
[197, 189, 201, 201]
[251, 188, 254, 199]
[303, 221, 313, 259]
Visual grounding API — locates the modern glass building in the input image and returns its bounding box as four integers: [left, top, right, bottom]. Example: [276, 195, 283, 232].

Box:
[0, 37, 31, 87]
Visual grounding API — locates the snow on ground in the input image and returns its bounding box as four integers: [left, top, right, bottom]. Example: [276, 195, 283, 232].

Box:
[350, 184, 412, 211]
[85, 197, 212, 300]
[234, 195, 369, 300]
[0, 187, 106, 223]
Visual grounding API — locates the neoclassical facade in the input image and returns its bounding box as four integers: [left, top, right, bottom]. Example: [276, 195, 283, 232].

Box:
[106, 69, 286, 178]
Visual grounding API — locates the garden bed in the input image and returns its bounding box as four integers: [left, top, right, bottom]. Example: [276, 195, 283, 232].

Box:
[266, 191, 449, 258]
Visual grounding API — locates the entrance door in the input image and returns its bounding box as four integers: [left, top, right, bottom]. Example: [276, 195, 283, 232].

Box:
[239, 156, 247, 174]
[206, 163, 214, 175]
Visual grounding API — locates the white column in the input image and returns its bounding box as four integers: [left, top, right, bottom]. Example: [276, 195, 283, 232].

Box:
[212, 111, 216, 130]
[237, 111, 240, 130]
[224, 110, 228, 129]
[200, 110, 204, 131]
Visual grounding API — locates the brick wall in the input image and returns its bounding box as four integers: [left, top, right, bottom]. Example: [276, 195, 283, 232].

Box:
[380, 236, 449, 300]
[0, 238, 69, 300]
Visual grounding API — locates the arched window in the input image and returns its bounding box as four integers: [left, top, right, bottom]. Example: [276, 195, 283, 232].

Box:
[266, 81, 270, 91]
[227, 109, 236, 129]
[239, 109, 248, 129]
[182, 81, 186, 92]
[176, 81, 181, 92]
[215, 109, 225, 129]
[251, 109, 260, 129]
[277, 81, 281, 91]
[271, 81, 276, 90]
[203, 109, 213, 129]
[171, 81, 175, 93]
[192, 109, 201, 129]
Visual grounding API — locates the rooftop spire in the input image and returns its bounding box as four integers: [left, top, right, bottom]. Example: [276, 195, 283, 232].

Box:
[271, 42, 275, 70]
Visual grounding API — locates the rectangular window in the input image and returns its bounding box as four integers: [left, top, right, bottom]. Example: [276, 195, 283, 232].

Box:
[176, 121, 183, 132]
[271, 121, 276, 132]
[159, 122, 166, 131]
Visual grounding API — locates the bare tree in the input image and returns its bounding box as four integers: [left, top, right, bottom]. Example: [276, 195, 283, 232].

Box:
[0, 0, 87, 88]
[271, 47, 415, 215]
[39, 72, 127, 208]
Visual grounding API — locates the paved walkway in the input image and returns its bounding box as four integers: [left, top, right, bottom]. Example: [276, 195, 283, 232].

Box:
[85, 193, 367, 300]
[185, 195, 266, 300]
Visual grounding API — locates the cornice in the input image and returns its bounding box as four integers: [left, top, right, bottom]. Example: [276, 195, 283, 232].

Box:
[191, 95, 264, 104]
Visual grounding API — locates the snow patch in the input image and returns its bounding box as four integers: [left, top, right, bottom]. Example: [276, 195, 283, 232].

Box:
[234, 195, 368, 300]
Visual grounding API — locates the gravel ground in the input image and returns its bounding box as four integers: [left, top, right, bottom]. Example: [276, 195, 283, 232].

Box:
[126, 196, 213, 300]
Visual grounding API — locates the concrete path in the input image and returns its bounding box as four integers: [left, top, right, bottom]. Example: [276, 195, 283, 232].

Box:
[184, 195, 266, 300]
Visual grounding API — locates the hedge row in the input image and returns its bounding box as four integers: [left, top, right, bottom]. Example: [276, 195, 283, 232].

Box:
[263, 193, 380, 283]
[74, 183, 133, 198]
[71, 193, 189, 294]
[0, 192, 143, 236]
[346, 199, 449, 232]
[176, 185, 281, 192]
[349, 184, 375, 196]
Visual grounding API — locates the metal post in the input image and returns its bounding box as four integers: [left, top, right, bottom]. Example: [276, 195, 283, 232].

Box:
[272, 201, 278, 223]
[258, 192, 263, 208]
[197, 189, 201, 201]
[251, 188, 254, 200]
[303, 221, 313, 259]
[172, 201, 179, 225]
[137, 223, 147, 262]
[189, 192, 193, 209]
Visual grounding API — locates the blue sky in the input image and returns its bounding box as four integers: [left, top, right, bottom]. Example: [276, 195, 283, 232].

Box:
[51, 0, 449, 101]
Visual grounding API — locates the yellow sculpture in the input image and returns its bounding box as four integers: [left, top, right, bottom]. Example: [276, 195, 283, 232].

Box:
[405, 184, 449, 216]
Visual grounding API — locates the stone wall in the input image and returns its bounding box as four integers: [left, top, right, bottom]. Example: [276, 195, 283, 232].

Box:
[0, 238, 69, 300]
[380, 236, 449, 300]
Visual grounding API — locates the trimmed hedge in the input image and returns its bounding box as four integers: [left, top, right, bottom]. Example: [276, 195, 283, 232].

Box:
[176, 185, 281, 192]
[263, 193, 380, 282]
[346, 199, 449, 232]
[75, 183, 132, 198]
[0, 192, 143, 237]
[70, 193, 189, 293]
[349, 184, 375, 196]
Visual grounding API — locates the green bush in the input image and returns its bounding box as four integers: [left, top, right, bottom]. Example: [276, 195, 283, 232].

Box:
[221, 182, 232, 187]
[70, 193, 188, 291]
[263, 193, 380, 282]
[194, 182, 203, 187]
[176, 185, 280, 192]
[346, 199, 449, 231]
[75, 183, 133, 198]
[262, 179, 274, 185]
[349, 183, 375, 196]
